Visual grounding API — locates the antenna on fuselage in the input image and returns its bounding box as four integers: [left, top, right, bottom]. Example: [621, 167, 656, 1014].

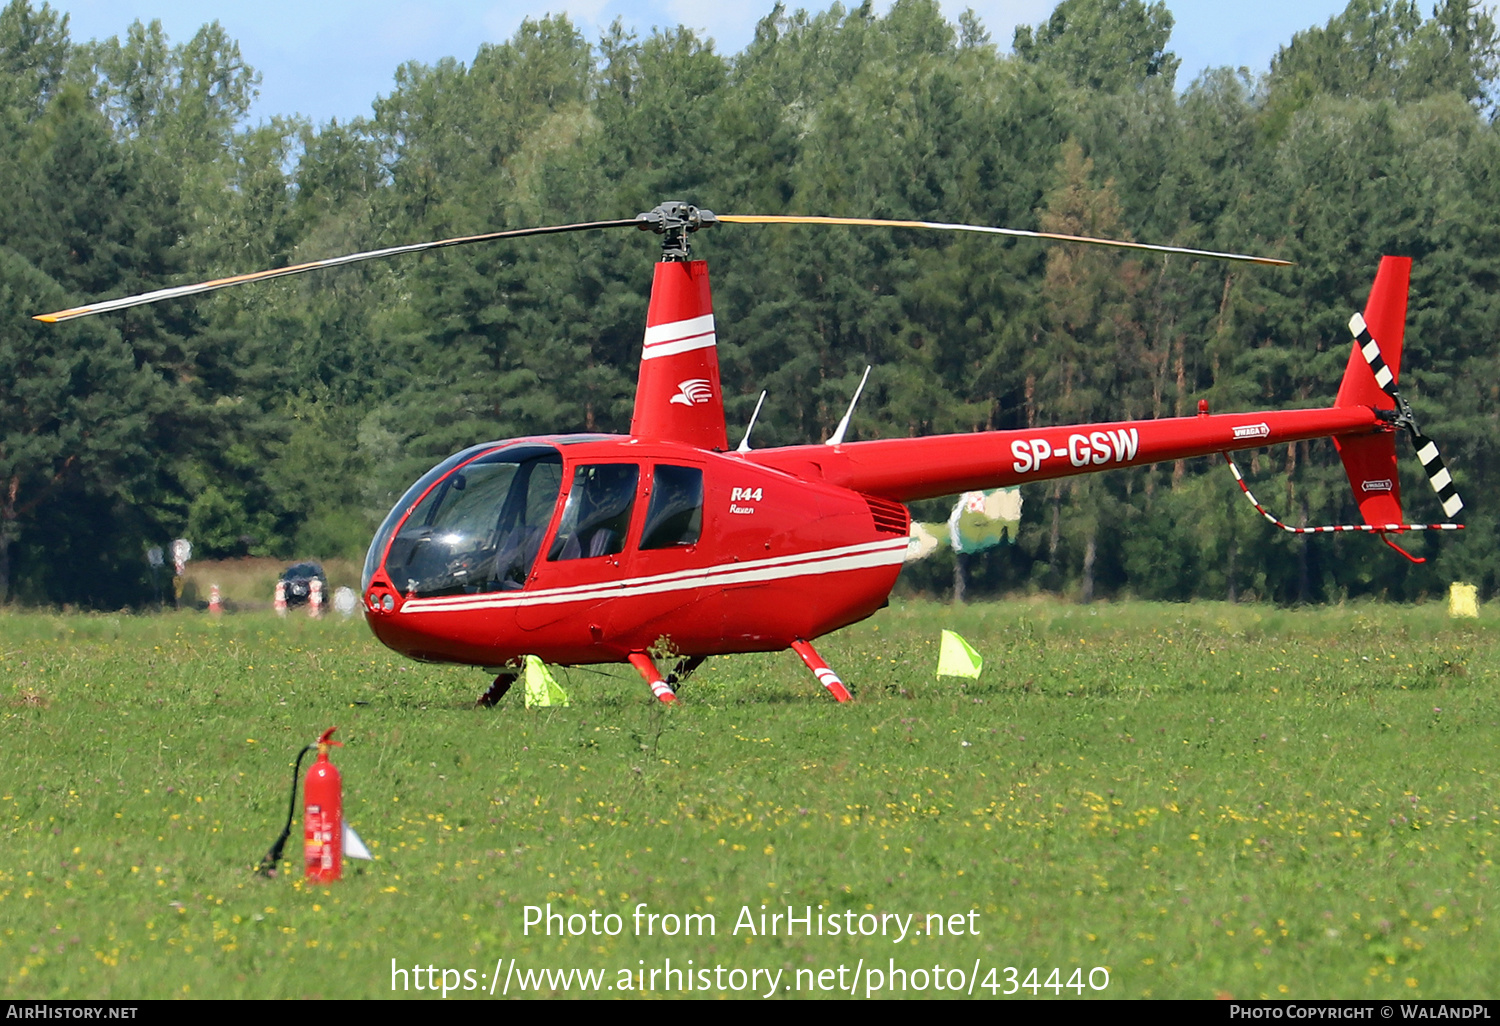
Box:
[736, 390, 768, 453]
[827, 366, 872, 446]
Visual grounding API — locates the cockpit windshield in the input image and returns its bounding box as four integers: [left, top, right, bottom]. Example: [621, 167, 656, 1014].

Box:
[375, 445, 563, 597]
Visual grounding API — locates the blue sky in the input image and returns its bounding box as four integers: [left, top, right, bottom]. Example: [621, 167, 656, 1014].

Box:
[48, 0, 1369, 125]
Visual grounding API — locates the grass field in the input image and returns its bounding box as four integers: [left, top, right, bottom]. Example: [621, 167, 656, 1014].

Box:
[2, 598, 1496, 1000]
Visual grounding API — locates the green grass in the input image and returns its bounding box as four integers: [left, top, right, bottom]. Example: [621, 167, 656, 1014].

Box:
[2, 599, 1496, 999]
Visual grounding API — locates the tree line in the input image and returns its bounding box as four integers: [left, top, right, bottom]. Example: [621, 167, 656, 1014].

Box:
[0, 0, 1496, 607]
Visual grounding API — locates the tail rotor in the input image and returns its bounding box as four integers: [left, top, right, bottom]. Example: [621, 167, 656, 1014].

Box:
[1224, 258, 1464, 564]
[1348, 311, 1464, 520]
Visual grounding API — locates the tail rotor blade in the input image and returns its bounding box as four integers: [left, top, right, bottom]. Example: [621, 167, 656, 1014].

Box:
[1348, 313, 1400, 401]
[1412, 429, 1464, 518]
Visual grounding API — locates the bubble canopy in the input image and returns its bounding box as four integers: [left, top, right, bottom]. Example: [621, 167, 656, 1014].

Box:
[363, 443, 565, 597]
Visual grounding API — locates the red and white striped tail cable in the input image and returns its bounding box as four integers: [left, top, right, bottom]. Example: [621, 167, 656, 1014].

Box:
[1222, 452, 1462, 563]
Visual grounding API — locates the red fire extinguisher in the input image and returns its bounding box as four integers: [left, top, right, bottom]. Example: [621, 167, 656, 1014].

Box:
[303, 727, 343, 882]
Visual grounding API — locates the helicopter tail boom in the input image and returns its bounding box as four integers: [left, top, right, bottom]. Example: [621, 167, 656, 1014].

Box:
[754, 404, 1386, 503]
[749, 255, 1462, 557]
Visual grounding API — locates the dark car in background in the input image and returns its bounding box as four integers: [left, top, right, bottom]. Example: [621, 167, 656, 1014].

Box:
[279, 561, 328, 607]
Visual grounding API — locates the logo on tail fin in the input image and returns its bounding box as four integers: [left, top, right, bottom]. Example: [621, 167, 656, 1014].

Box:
[670, 379, 713, 406]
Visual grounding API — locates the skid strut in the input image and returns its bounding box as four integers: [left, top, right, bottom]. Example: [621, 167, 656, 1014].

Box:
[665, 655, 705, 690]
[790, 639, 852, 702]
[476, 668, 517, 707]
[628, 652, 677, 704]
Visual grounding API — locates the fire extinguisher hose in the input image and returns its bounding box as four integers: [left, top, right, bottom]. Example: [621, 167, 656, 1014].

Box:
[255, 742, 317, 876]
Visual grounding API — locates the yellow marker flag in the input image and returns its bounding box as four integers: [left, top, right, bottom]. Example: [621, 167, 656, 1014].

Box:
[1449, 582, 1479, 619]
[937, 630, 983, 679]
[523, 655, 570, 708]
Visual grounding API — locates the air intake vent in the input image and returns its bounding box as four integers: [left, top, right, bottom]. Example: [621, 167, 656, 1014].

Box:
[863, 495, 910, 535]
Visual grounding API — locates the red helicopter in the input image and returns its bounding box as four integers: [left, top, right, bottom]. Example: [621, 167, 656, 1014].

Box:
[37, 202, 1464, 705]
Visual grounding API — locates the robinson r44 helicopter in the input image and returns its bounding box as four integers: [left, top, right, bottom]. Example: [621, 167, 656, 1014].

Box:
[37, 202, 1464, 705]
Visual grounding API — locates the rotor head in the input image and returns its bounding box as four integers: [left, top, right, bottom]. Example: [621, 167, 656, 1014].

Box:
[636, 202, 718, 261]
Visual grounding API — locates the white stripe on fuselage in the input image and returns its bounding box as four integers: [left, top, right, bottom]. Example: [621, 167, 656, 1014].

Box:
[398, 538, 909, 615]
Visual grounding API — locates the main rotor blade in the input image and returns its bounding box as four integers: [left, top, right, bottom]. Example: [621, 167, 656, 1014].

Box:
[33, 218, 641, 323]
[717, 214, 1292, 267]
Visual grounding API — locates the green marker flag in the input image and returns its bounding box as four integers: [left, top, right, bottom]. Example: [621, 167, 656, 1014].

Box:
[523, 655, 569, 708]
[937, 630, 983, 679]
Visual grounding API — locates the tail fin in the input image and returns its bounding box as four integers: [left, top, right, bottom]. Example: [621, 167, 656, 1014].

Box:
[629, 259, 729, 451]
[1332, 256, 1411, 528]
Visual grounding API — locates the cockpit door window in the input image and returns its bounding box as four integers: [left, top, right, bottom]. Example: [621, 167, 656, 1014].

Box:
[547, 464, 640, 561]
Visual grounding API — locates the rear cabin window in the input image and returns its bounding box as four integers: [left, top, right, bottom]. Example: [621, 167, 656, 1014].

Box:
[640, 465, 704, 549]
[548, 464, 639, 560]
